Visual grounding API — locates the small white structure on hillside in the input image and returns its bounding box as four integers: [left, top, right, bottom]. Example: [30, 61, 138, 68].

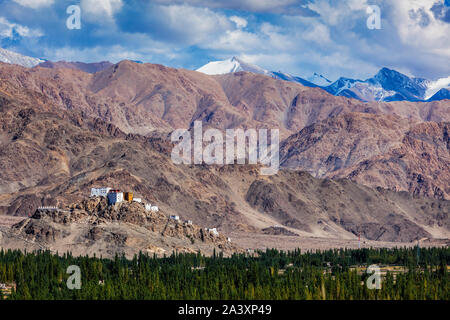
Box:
[37, 206, 59, 211]
[151, 206, 159, 212]
[208, 228, 219, 236]
[91, 187, 111, 198]
[170, 215, 180, 221]
[186, 220, 193, 225]
[133, 198, 142, 203]
[145, 204, 152, 211]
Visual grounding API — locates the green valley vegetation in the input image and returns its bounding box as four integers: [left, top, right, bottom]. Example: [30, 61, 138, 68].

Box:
[0, 247, 448, 300]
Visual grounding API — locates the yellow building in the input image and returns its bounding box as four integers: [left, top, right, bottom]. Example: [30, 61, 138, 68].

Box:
[124, 192, 133, 202]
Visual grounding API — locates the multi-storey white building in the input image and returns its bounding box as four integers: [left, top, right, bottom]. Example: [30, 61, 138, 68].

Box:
[91, 187, 111, 198]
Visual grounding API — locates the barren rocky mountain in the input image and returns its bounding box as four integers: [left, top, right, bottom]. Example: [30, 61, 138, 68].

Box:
[214, 72, 450, 133]
[280, 113, 450, 199]
[0, 60, 449, 255]
[0, 61, 448, 137]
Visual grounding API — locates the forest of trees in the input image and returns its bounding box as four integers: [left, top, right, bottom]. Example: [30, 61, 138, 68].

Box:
[0, 247, 448, 300]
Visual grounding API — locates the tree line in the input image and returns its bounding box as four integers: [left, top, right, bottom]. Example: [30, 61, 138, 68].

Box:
[0, 247, 448, 300]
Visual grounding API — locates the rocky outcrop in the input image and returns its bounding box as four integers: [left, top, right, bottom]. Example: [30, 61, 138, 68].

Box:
[7, 197, 239, 258]
[245, 172, 449, 242]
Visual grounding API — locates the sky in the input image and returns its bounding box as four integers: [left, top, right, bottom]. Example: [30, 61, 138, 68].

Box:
[0, 0, 449, 81]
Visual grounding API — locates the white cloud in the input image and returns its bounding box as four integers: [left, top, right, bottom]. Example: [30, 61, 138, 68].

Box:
[4, 0, 450, 81]
[301, 23, 331, 44]
[43, 45, 141, 63]
[392, 0, 449, 49]
[206, 29, 263, 52]
[425, 76, 450, 99]
[292, 0, 450, 79]
[239, 52, 297, 68]
[13, 0, 54, 9]
[152, 4, 233, 45]
[203, 20, 300, 53]
[0, 17, 43, 38]
[198, 0, 449, 80]
[81, 0, 123, 20]
[306, 0, 353, 26]
[153, 0, 303, 13]
[229, 16, 248, 29]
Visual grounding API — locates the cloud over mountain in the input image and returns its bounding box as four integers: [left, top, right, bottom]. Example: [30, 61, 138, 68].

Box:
[0, 0, 448, 81]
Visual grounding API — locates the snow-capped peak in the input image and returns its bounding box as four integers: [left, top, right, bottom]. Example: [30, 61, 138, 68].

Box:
[196, 56, 271, 76]
[424, 76, 450, 100]
[0, 48, 44, 68]
[197, 57, 319, 88]
[307, 72, 332, 87]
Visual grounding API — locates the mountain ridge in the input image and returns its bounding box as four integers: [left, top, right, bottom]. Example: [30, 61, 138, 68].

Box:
[1, 48, 447, 103]
[197, 57, 450, 102]
[0, 48, 43, 68]
[37, 60, 113, 74]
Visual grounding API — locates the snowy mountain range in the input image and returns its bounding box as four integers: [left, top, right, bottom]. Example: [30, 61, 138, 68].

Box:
[324, 68, 450, 102]
[197, 57, 450, 102]
[0, 48, 43, 68]
[0, 48, 448, 103]
[198, 57, 321, 87]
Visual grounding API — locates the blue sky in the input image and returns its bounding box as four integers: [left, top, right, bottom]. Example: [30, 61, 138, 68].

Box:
[0, 0, 449, 81]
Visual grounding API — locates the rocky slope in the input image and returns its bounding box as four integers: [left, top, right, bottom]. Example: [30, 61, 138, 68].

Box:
[0, 88, 448, 246]
[280, 113, 450, 199]
[245, 171, 449, 242]
[1, 197, 238, 258]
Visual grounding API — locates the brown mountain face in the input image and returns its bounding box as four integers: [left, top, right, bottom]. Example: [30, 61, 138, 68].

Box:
[0, 61, 242, 135]
[0, 61, 448, 138]
[0, 60, 449, 254]
[245, 171, 449, 242]
[280, 113, 450, 200]
[0, 86, 448, 250]
[214, 72, 450, 134]
[37, 61, 113, 74]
